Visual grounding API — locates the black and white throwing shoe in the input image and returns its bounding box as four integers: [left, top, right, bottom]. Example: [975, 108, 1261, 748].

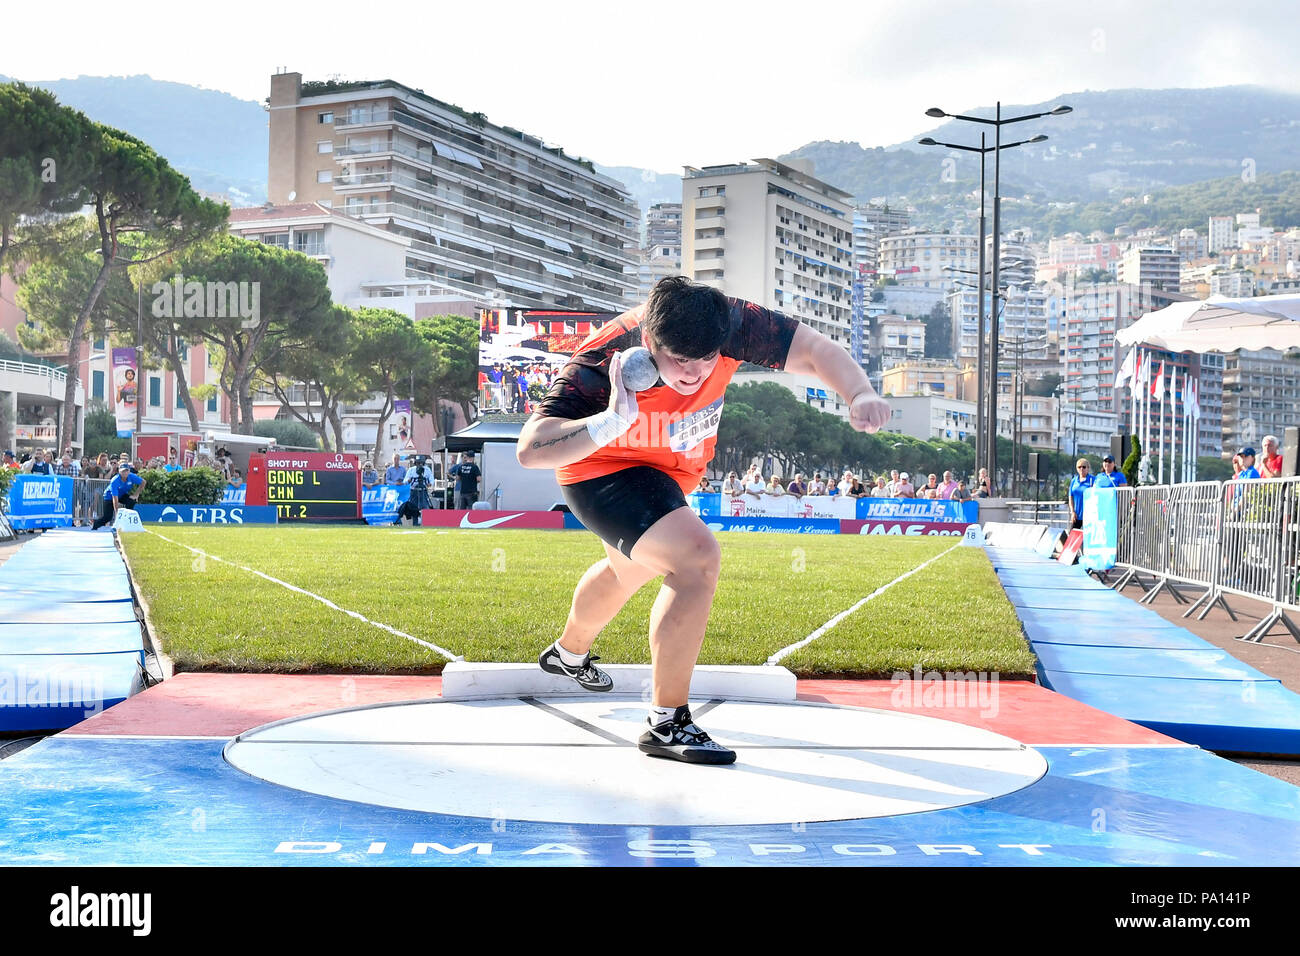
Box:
[537, 644, 614, 692]
[638, 705, 736, 765]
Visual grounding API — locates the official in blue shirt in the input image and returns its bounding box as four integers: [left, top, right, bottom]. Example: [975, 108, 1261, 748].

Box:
[93, 462, 146, 530]
[1095, 455, 1128, 487]
[1067, 458, 1095, 529]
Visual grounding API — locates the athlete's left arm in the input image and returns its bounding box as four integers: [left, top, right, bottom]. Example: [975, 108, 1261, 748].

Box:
[783, 324, 891, 433]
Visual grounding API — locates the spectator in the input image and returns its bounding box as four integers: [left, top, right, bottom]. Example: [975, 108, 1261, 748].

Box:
[488, 363, 505, 409]
[953, 478, 973, 502]
[977, 467, 993, 498]
[895, 471, 915, 498]
[86, 453, 110, 478]
[515, 367, 530, 413]
[93, 462, 145, 530]
[1237, 447, 1261, 479]
[1231, 453, 1243, 480]
[886, 469, 901, 496]
[744, 469, 768, 498]
[938, 470, 958, 499]
[722, 471, 743, 497]
[163, 447, 183, 473]
[1, 451, 15, 469]
[694, 476, 714, 494]
[449, 451, 481, 509]
[1261, 435, 1284, 479]
[61, 446, 81, 477]
[767, 474, 787, 497]
[18, 453, 34, 473]
[825, 477, 839, 497]
[871, 476, 890, 497]
[384, 453, 406, 485]
[848, 474, 869, 498]
[786, 473, 807, 497]
[920, 473, 940, 499]
[837, 470, 855, 496]
[227, 470, 243, 490]
[29, 449, 51, 475]
[361, 461, 380, 488]
[53, 452, 76, 476]
[810, 473, 827, 496]
[1095, 455, 1127, 487]
[1067, 458, 1094, 530]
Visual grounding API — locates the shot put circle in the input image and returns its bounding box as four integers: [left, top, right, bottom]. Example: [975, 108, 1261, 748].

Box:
[223, 696, 1048, 827]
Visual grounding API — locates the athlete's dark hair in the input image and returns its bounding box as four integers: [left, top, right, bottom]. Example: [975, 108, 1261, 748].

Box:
[641, 276, 730, 359]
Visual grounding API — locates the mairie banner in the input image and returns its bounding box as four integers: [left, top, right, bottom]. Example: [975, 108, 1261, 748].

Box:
[6, 475, 75, 529]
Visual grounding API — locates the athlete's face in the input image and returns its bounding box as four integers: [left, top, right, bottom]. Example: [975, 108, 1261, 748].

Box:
[643, 333, 720, 395]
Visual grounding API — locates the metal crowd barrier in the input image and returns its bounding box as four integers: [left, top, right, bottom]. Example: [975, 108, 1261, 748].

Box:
[1110, 475, 1300, 643]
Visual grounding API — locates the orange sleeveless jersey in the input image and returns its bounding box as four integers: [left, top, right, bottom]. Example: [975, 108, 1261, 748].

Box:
[536, 299, 799, 493]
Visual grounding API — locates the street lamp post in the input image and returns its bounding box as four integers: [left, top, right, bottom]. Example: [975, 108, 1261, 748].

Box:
[921, 101, 1071, 493]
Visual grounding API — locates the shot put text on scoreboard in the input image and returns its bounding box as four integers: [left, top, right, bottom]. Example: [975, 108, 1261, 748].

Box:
[249, 452, 362, 521]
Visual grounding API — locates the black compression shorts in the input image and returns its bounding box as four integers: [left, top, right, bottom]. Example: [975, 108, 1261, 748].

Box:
[560, 465, 689, 559]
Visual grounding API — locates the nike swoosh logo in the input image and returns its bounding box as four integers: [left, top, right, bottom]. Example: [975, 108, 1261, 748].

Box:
[459, 512, 526, 529]
[650, 729, 674, 743]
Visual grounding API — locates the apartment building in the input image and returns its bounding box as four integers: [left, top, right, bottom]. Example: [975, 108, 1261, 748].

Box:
[1208, 216, 1235, 254]
[870, 314, 926, 369]
[946, 286, 1050, 361]
[681, 158, 854, 345]
[267, 71, 638, 314]
[852, 202, 911, 278]
[1118, 247, 1180, 292]
[1221, 349, 1300, 458]
[879, 359, 960, 399]
[878, 231, 977, 289]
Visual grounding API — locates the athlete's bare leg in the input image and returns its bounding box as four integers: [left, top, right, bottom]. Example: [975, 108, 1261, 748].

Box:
[626, 507, 721, 708]
[557, 541, 660, 656]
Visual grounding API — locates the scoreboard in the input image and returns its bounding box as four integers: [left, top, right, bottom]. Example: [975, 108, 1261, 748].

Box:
[246, 452, 361, 521]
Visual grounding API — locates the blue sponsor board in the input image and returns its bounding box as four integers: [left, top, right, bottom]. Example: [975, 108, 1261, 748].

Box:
[362, 484, 409, 525]
[220, 485, 247, 505]
[702, 516, 841, 534]
[686, 492, 722, 517]
[857, 497, 978, 523]
[1080, 487, 1118, 571]
[6, 475, 75, 529]
[134, 504, 278, 524]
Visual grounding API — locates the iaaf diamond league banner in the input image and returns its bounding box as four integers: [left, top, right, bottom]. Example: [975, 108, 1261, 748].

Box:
[111, 347, 138, 437]
[690, 494, 978, 524]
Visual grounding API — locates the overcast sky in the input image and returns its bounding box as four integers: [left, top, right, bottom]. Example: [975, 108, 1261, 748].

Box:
[8, 0, 1300, 170]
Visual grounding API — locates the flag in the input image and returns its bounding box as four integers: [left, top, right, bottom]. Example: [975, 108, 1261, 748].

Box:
[1151, 362, 1166, 401]
[1190, 377, 1201, 421]
[1115, 348, 1135, 390]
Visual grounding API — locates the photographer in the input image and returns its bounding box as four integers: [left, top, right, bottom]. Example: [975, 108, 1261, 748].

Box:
[399, 454, 435, 525]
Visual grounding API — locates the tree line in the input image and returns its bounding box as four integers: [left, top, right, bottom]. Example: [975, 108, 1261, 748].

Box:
[0, 81, 478, 452]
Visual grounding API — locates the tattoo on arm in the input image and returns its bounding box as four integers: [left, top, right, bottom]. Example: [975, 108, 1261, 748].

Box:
[531, 429, 583, 451]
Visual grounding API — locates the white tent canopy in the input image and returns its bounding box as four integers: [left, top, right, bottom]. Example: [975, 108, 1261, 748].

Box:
[1115, 293, 1300, 353]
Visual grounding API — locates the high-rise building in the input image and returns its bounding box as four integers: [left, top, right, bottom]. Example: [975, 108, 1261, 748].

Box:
[267, 71, 638, 313]
[869, 314, 926, 369]
[1221, 349, 1300, 458]
[852, 202, 911, 279]
[1208, 216, 1235, 254]
[644, 202, 682, 263]
[1118, 247, 1180, 291]
[945, 286, 1049, 361]
[681, 158, 854, 346]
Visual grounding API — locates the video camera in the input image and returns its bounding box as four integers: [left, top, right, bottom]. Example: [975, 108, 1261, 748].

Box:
[401, 453, 433, 525]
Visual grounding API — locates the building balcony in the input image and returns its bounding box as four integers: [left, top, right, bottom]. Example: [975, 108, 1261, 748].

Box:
[695, 235, 725, 254]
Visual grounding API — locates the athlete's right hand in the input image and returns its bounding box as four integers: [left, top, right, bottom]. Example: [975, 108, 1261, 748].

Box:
[608, 350, 639, 424]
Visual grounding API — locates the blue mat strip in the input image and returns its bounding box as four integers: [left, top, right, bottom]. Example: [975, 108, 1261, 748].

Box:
[990, 546, 1300, 754]
[0, 533, 145, 731]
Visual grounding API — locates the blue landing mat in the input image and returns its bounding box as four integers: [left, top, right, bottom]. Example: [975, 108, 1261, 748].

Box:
[0, 621, 145, 655]
[1013, 606, 1186, 633]
[1022, 622, 1222, 651]
[994, 574, 1110, 591]
[0, 652, 144, 732]
[0, 600, 137, 624]
[1038, 671, 1300, 754]
[1033, 643, 1275, 681]
[1002, 587, 1129, 610]
[0, 738, 1295, 866]
[0, 580, 132, 602]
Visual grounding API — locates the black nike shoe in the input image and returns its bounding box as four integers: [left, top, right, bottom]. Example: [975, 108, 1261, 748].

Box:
[537, 643, 614, 692]
[638, 705, 736, 765]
